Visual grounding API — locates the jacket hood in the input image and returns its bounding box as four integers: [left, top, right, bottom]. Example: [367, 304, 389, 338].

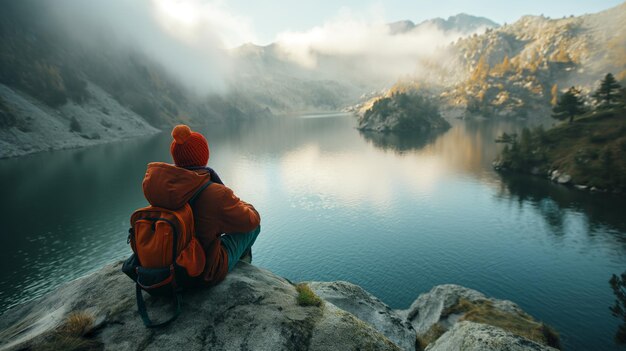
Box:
[142, 162, 211, 209]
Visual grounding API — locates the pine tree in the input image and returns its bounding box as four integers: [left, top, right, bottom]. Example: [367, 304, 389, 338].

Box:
[593, 73, 622, 108]
[610, 271, 626, 344]
[552, 86, 586, 124]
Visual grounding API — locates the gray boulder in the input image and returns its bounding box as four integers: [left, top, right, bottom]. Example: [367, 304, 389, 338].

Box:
[398, 284, 522, 335]
[557, 174, 572, 184]
[426, 321, 557, 351]
[308, 281, 416, 351]
[0, 262, 400, 351]
[397, 284, 559, 350]
[550, 171, 573, 185]
[550, 170, 560, 181]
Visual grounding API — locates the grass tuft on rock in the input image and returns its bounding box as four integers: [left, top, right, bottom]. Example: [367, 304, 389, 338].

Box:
[60, 311, 94, 336]
[40, 311, 99, 351]
[296, 283, 323, 307]
[445, 298, 561, 349]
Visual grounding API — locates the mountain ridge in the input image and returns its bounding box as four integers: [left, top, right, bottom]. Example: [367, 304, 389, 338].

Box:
[389, 13, 499, 35]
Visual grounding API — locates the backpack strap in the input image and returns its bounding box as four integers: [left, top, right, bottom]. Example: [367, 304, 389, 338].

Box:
[189, 180, 213, 206]
[136, 284, 182, 328]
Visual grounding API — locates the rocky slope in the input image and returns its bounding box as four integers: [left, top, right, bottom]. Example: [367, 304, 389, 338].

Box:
[0, 261, 559, 351]
[0, 82, 159, 158]
[382, 3, 626, 118]
[0, 1, 269, 158]
[229, 43, 364, 115]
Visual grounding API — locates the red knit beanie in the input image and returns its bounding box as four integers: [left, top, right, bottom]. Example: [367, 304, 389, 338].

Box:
[170, 125, 209, 168]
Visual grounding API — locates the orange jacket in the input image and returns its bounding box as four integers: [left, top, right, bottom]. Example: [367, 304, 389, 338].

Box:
[142, 162, 260, 285]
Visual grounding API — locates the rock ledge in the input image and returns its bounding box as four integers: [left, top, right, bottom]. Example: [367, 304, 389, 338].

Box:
[0, 263, 559, 351]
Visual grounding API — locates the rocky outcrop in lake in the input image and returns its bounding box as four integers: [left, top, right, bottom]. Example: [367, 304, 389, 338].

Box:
[358, 92, 451, 133]
[0, 261, 560, 351]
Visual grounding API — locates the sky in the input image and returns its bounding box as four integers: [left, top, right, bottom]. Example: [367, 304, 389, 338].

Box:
[214, 0, 624, 46]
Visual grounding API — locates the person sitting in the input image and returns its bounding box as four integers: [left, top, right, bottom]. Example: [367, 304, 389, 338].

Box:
[141, 124, 261, 285]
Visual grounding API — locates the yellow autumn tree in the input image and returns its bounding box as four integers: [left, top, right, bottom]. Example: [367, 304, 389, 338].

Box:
[551, 48, 571, 63]
[551, 84, 559, 106]
[491, 56, 511, 76]
[527, 51, 540, 73]
[471, 55, 490, 82]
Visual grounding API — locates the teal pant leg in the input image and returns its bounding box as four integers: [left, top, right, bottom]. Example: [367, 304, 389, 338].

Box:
[220, 226, 261, 272]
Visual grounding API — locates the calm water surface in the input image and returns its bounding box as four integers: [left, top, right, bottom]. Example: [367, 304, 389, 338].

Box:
[1, 114, 625, 350]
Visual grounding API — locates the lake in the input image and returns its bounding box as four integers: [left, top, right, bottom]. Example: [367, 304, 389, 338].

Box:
[1, 113, 625, 350]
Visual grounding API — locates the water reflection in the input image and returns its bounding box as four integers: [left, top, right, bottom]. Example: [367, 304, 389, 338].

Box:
[358, 130, 443, 154]
[496, 173, 626, 236]
[357, 118, 531, 182]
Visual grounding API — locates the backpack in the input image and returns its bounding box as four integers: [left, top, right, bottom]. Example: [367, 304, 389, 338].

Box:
[122, 180, 213, 328]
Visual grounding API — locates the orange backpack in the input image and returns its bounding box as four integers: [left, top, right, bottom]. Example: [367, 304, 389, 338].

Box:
[122, 180, 212, 327]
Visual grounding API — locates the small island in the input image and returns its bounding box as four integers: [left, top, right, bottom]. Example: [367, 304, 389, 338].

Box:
[358, 92, 451, 133]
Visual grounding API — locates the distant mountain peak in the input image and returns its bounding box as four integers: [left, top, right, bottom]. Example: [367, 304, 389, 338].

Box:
[448, 13, 499, 25]
[389, 13, 499, 35]
[419, 13, 500, 33]
[388, 20, 416, 34]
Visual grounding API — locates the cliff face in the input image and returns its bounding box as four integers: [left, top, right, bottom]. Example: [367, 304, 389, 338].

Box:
[0, 261, 558, 351]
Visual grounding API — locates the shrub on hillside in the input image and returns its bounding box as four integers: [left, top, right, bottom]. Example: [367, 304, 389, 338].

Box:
[69, 116, 82, 133]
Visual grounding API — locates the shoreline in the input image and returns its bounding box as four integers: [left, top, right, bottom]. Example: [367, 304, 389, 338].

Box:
[493, 163, 624, 196]
[0, 129, 163, 160]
